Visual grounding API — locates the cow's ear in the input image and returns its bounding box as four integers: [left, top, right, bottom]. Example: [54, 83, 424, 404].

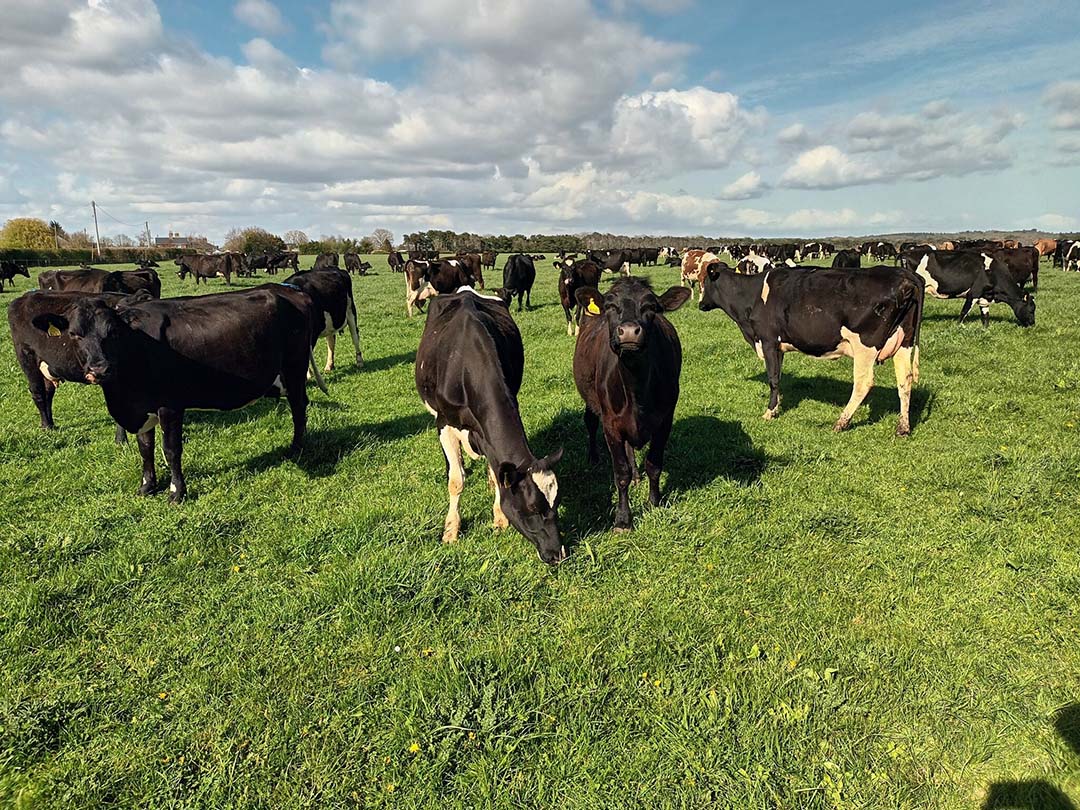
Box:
[32, 313, 68, 336]
[575, 287, 603, 315]
[534, 447, 564, 470]
[499, 462, 525, 490]
[658, 286, 692, 311]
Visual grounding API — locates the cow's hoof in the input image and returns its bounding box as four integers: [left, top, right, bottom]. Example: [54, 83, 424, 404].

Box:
[441, 529, 459, 544]
[762, 408, 778, 421]
[493, 514, 509, 531]
[356, 357, 364, 369]
[833, 418, 851, 432]
[137, 483, 157, 497]
[286, 443, 303, 460]
[895, 421, 911, 437]
[613, 525, 633, 534]
[168, 489, 186, 504]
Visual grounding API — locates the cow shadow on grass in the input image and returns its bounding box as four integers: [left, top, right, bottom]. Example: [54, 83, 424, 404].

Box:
[527, 410, 766, 541]
[982, 703, 1080, 809]
[748, 371, 931, 430]
[920, 311, 1018, 326]
[328, 351, 415, 377]
[231, 411, 431, 480]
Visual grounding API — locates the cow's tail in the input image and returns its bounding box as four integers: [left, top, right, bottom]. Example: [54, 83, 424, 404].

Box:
[909, 277, 924, 385]
[309, 349, 329, 394]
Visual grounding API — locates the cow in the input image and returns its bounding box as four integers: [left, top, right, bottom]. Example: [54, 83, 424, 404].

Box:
[312, 253, 339, 271]
[0, 260, 31, 290]
[38, 267, 162, 298]
[267, 251, 300, 273]
[831, 249, 862, 269]
[555, 258, 601, 335]
[573, 277, 692, 531]
[135, 258, 159, 269]
[680, 250, 722, 299]
[501, 253, 536, 311]
[405, 258, 476, 317]
[640, 247, 660, 266]
[1034, 238, 1057, 261]
[388, 251, 405, 273]
[229, 252, 255, 278]
[175, 254, 235, 285]
[699, 265, 924, 436]
[587, 249, 632, 276]
[1064, 241, 1080, 272]
[901, 250, 1035, 327]
[982, 246, 1039, 291]
[480, 251, 497, 276]
[29, 286, 325, 502]
[939, 241, 956, 251]
[246, 254, 270, 273]
[415, 289, 565, 563]
[409, 249, 439, 261]
[343, 253, 372, 275]
[737, 255, 772, 275]
[8, 290, 130, 444]
[282, 268, 363, 372]
[453, 252, 485, 289]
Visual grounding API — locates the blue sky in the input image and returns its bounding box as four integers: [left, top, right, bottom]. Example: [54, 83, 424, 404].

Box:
[1, 0, 1078, 243]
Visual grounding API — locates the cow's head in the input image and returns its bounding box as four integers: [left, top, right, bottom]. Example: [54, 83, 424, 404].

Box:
[576, 278, 690, 358]
[32, 297, 130, 384]
[497, 448, 566, 564]
[1011, 292, 1036, 327]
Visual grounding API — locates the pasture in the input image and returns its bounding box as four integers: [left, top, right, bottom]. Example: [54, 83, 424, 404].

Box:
[1, 254, 1079, 808]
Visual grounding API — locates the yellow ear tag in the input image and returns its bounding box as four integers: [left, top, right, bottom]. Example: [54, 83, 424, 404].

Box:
[47, 324, 61, 337]
[586, 300, 600, 316]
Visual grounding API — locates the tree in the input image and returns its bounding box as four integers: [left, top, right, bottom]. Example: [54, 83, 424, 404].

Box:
[66, 230, 95, 249]
[223, 227, 286, 255]
[0, 218, 56, 250]
[370, 229, 394, 253]
[284, 229, 308, 247]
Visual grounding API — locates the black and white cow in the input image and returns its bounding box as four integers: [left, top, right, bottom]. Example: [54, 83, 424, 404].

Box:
[555, 258, 601, 334]
[901, 250, 1035, 327]
[587, 249, 632, 276]
[28, 286, 325, 501]
[699, 265, 924, 435]
[415, 289, 565, 563]
[282, 268, 363, 372]
[404, 258, 476, 316]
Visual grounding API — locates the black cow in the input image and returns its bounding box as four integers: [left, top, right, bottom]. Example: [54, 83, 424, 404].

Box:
[454, 253, 485, 289]
[480, 251, 497, 276]
[283, 268, 363, 372]
[246, 254, 270, 273]
[573, 278, 691, 531]
[0, 260, 31, 290]
[312, 253, 339, 271]
[175, 254, 234, 285]
[388, 251, 405, 273]
[267, 251, 299, 273]
[38, 267, 162, 298]
[901, 250, 1035, 327]
[831, 249, 862, 269]
[587, 249, 632, 276]
[8, 290, 130, 444]
[982, 246, 1039, 292]
[415, 290, 565, 563]
[501, 254, 536, 311]
[30, 286, 324, 502]
[343, 253, 372, 275]
[404, 258, 476, 316]
[699, 265, 924, 436]
[555, 258, 601, 335]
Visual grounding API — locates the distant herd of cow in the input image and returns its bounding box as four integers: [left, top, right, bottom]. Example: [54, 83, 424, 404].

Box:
[0, 234, 1071, 562]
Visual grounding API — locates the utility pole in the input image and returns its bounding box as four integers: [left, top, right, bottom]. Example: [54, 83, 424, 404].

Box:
[145, 221, 152, 250]
[91, 200, 102, 259]
[53, 222, 59, 250]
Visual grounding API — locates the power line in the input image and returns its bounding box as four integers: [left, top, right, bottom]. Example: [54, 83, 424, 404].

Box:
[93, 202, 138, 229]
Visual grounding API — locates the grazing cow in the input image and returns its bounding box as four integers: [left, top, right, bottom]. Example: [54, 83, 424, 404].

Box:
[0, 260, 30, 290]
[555, 258, 601, 335]
[8, 290, 130, 444]
[30, 286, 324, 501]
[901, 251, 1035, 327]
[313, 253, 339, 271]
[343, 253, 372, 275]
[502, 253, 536, 311]
[573, 278, 691, 530]
[246, 254, 270, 273]
[831, 248, 862, 269]
[737, 255, 772, 274]
[415, 290, 565, 563]
[39, 267, 162, 298]
[1034, 238, 1057, 261]
[135, 258, 159, 269]
[680, 250, 722, 299]
[453, 252, 485, 289]
[267, 251, 300, 273]
[388, 251, 405, 273]
[700, 265, 924, 435]
[175, 254, 235, 285]
[404, 258, 476, 316]
[283, 268, 363, 372]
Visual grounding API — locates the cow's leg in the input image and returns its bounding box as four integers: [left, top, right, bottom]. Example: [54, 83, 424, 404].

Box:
[762, 343, 784, 420]
[1032, 265, 1039, 292]
[834, 346, 876, 432]
[645, 416, 672, 508]
[893, 346, 915, 437]
[607, 430, 634, 531]
[978, 298, 991, 327]
[584, 408, 600, 465]
[137, 427, 157, 495]
[324, 332, 336, 372]
[17, 351, 56, 430]
[159, 408, 186, 502]
[625, 441, 640, 484]
[517, 291, 524, 312]
[114, 424, 128, 445]
[439, 426, 465, 543]
[284, 368, 308, 457]
[958, 296, 974, 322]
[346, 300, 363, 367]
[526, 288, 532, 309]
[564, 305, 573, 335]
[488, 465, 509, 530]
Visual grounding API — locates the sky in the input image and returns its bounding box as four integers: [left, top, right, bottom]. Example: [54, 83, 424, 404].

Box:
[1, 0, 1079, 244]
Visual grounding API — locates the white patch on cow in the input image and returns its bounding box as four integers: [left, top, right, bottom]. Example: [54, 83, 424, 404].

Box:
[914, 254, 944, 298]
[760, 273, 771, 304]
[785, 259, 797, 267]
[271, 374, 287, 396]
[754, 340, 765, 360]
[169, 483, 178, 494]
[322, 312, 335, 338]
[215, 272, 225, 278]
[38, 361, 60, 383]
[981, 253, 994, 272]
[455, 285, 502, 300]
[422, 400, 438, 417]
[139, 413, 159, 434]
[531, 468, 558, 509]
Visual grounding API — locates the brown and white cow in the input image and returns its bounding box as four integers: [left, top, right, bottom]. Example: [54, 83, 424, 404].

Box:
[680, 250, 722, 299]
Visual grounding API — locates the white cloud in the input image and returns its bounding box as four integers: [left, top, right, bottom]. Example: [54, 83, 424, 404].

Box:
[233, 0, 288, 36]
[1032, 213, 1080, 231]
[780, 145, 883, 189]
[777, 122, 811, 147]
[718, 171, 764, 200]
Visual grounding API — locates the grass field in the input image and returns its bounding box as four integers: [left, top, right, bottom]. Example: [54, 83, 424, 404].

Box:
[1, 253, 1079, 809]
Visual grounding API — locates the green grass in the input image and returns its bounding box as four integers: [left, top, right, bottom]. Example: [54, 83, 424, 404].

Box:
[1, 254, 1079, 809]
